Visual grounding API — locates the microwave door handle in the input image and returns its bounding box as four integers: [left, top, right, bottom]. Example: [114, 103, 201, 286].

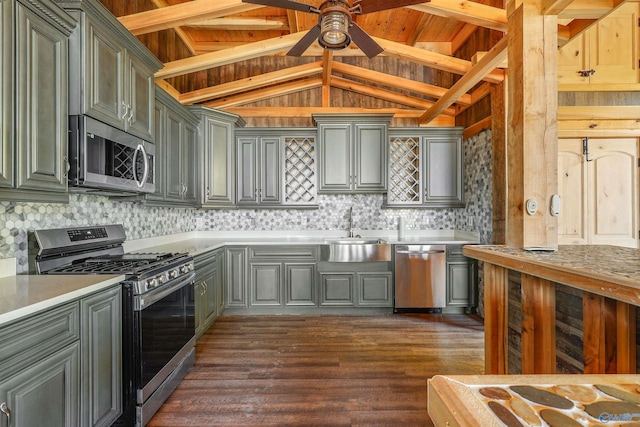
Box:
[140, 143, 150, 186]
[133, 144, 149, 188]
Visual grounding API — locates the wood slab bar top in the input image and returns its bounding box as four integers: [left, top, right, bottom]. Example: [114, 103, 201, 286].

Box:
[428, 374, 640, 427]
[463, 245, 640, 305]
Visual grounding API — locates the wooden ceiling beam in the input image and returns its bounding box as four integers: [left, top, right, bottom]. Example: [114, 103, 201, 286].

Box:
[451, 24, 479, 54]
[420, 35, 508, 124]
[331, 61, 471, 105]
[226, 107, 456, 124]
[203, 77, 323, 109]
[373, 37, 505, 83]
[542, 0, 575, 15]
[118, 0, 261, 36]
[287, 10, 301, 33]
[557, 18, 596, 45]
[322, 51, 333, 107]
[407, 0, 508, 32]
[559, 0, 623, 19]
[179, 61, 323, 105]
[407, 12, 432, 46]
[148, 0, 197, 55]
[185, 17, 289, 31]
[156, 32, 307, 80]
[331, 76, 456, 115]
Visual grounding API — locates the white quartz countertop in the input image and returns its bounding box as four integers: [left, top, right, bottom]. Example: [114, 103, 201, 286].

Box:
[0, 274, 125, 326]
[125, 230, 480, 256]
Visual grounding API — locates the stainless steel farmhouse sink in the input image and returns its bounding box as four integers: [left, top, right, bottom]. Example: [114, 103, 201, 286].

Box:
[320, 238, 391, 262]
[323, 237, 386, 245]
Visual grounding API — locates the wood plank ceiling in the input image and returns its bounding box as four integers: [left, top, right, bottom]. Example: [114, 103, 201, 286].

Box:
[99, 0, 620, 127]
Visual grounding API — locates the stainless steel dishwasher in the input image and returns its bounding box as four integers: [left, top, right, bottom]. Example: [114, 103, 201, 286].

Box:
[394, 245, 446, 310]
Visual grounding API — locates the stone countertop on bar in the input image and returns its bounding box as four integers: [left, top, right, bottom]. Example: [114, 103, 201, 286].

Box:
[463, 245, 640, 305]
[428, 373, 640, 427]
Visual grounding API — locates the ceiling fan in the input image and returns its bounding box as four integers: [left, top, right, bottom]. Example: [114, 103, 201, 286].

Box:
[241, 0, 429, 58]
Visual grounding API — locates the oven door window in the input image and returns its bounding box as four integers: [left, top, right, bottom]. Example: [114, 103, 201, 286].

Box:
[135, 283, 195, 388]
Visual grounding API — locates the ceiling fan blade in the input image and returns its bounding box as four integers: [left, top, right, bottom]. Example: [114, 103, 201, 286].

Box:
[242, 0, 318, 14]
[348, 22, 384, 58]
[354, 0, 429, 14]
[287, 25, 322, 56]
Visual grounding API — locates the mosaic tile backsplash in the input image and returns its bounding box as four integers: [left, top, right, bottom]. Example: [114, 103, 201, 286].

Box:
[1, 130, 493, 273]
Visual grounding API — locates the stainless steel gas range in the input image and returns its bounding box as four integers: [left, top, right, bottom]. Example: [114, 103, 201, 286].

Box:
[32, 224, 195, 426]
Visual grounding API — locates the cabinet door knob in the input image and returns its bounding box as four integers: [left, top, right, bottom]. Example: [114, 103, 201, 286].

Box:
[1, 402, 10, 424]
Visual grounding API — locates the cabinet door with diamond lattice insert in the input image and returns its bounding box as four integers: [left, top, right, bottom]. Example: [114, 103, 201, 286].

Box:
[284, 134, 317, 206]
[387, 135, 422, 205]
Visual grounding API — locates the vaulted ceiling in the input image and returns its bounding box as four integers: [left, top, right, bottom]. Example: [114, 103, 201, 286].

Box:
[99, 0, 621, 126]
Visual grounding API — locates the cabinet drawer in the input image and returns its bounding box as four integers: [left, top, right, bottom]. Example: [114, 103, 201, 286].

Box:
[249, 245, 318, 261]
[446, 245, 467, 261]
[0, 302, 80, 376]
[195, 249, 222, 274]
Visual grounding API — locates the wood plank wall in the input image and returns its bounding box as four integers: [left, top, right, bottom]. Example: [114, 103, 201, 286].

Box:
[506, 270, 640, 375]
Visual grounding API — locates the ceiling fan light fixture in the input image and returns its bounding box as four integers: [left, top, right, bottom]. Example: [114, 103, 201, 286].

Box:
[319, 11, 351, 50]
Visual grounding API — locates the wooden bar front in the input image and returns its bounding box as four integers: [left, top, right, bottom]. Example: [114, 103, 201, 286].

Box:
[465, 245, 640, 375]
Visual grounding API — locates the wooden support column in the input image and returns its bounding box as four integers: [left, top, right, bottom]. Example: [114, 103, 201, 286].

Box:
[506, 0, 559, 249]
[521, 274, 556, 373]
[583, 294, 637, 374]
[484, 263, 509, 374]
[490, 78, 507, 245]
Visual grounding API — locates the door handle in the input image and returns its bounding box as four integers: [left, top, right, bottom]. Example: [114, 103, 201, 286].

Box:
[1, 402, 10, 425]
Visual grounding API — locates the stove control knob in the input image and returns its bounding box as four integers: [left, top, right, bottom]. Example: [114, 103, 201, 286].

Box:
[146, 278, 157, 290]
[180, 265, 190, 274]
[169, 269, 178, 279]
[158, 275, 166, 284]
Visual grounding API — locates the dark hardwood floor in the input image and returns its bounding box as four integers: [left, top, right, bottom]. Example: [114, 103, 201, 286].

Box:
[148, 314, 484, 426]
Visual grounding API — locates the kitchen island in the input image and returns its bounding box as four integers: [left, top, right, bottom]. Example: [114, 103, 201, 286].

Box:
[463, 244, 640, 375]
[426, 245, 640, 426]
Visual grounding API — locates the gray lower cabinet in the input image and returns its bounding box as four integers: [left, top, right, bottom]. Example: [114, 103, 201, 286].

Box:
[249, 246, 317, 308]
[319, 272, 393, 307]
[80, 286, 122, 427]
[189, 107, 245, 208]
[147, 87, 199, 207]
[0, 285, 122, 427]
[0, 342, 80, 427]
[357, 272, 393, 307]
[0, 303, 80, 427]
[226, 247, 249, 308]
[63, 0, 161, 141]
[445, 245, 477, 310]
[387, 127, 465, 208]
[314, 114, 391, 194]
[195, 248, 224, 338]
[0, 0, 76, 202]
[236, 134, 282, 206]
[319, 273, 355, 306]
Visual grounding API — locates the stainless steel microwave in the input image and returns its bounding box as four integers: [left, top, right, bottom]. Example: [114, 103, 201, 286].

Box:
[68, 115, 155, 194]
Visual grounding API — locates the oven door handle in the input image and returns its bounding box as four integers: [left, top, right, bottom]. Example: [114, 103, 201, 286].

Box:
[135, 272, 195, 311]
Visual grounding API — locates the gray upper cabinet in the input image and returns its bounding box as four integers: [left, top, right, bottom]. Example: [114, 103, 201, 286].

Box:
[236, 133, 283, 207]
[387, 127, 465, 208]
[314, 114, 391, 194]
[63, 0, 162, 141]
[0, 0, 10, 190]
[188, 106, 245, 208]
[0, 0, 76, 203]
[148, 87, 199, 207]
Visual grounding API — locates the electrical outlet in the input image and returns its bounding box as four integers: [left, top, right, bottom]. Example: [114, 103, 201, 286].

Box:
[467, 216, 474, 227]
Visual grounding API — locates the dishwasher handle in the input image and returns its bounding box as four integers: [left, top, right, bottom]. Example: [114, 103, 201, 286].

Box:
[395, 249, 445, 255]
